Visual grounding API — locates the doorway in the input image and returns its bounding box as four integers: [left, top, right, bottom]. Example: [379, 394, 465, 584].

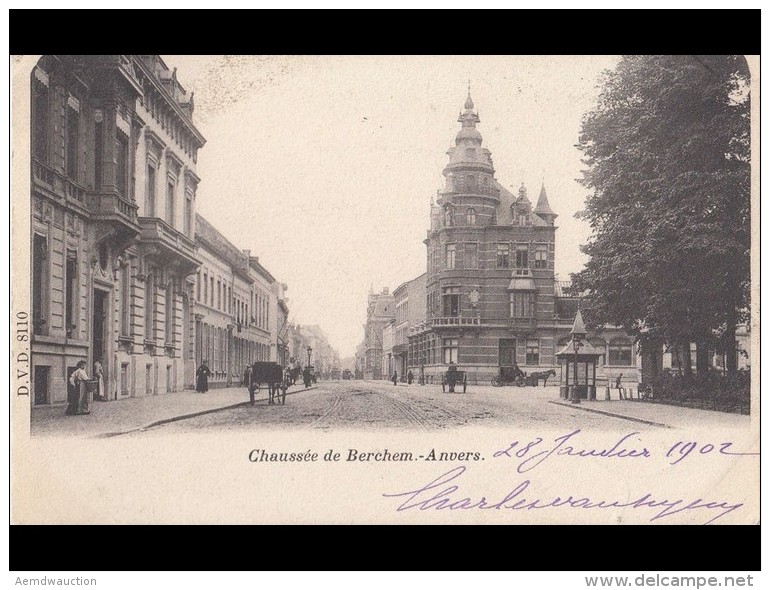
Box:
[499, 338, 517, 366]
[92, 289, 110, 399]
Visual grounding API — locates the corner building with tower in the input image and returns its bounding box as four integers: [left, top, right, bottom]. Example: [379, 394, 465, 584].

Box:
[408, 92, 639, 385]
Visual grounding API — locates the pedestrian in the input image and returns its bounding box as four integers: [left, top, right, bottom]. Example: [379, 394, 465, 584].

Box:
[392, 370, 398, 386]
[93, 359, 106, 401]
[407, 370, 413, 385]
[196, 361, 212, 393]
[242, 365, 251, 387]
[447, 361, 458, 393]
[66, 361, 90, 415]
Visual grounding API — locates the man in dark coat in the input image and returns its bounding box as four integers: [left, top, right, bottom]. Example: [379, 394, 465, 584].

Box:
[196, 361, 212, 393]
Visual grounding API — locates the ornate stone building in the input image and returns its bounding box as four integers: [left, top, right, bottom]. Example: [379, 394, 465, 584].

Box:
[29, 55, 289, 406]
[408, 92, 640, 385]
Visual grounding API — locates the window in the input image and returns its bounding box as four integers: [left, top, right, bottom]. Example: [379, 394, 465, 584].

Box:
[589, 338, 606, 366]
[519, 213, 528, 226]
[609, 338, 633, 366]
[120, 263, 131, 337]
[444, 208, 453, 227]
[66, 107, 79, 180]
[510, 292, 533, 318]
[65, 250, 78, 338]
[32, 234, 48, 335]
[534, 245, 548, 269]
[465, 243, 478, 269]
[33, 83, 49, 161]
[526, 339, 540, 365]
[203, 273, 208, 305]
[184, 189, 193, 236]
[165, 284, 174, 343]
[115, 133, 129, 197]
[446, 244, 456, 270]
[196, 273, 201, 302]
[516, 244, 529, 269]
[442, 286, 460, 317]
[228, 287, 232, 314]
[210, 277, 214, 307]
[443, 338, 459, 364]
[467, 208, 476, 225]
[146, 164, 157, 216]
[145, 273, 155, 341]
[497, 243, 510, 268]
[166, 177, 176, 227]
[217, 280, 221, 310]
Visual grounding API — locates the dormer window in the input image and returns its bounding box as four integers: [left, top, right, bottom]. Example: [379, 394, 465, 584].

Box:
[519, 213, 528, 226]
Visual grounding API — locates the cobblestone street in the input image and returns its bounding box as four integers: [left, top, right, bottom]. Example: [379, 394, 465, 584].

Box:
[30, 379, 751, 439]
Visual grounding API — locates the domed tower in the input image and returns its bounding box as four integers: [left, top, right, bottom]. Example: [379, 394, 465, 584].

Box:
[436, 89, 500, 225]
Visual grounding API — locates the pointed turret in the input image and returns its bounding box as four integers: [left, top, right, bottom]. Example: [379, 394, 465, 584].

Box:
[570, 309, 587, 340]
[533, 182, 558, 225]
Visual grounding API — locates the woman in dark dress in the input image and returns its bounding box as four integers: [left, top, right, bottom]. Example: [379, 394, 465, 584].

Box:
[196, 361, 212, 393]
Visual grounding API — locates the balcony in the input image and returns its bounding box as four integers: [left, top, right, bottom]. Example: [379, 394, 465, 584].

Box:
[431, 316, 481, 328]
[138, 217, 200, 275]
[32, 158, 87, 207]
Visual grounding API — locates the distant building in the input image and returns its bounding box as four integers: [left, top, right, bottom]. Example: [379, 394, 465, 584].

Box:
[363, 287, 395, 379]
[393, 273, 426, 380]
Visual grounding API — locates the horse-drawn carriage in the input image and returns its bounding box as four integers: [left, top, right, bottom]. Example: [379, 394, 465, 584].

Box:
[441, 368, 468, 393]
[491, 365, 556, 387]
[248, 361, 290, 405]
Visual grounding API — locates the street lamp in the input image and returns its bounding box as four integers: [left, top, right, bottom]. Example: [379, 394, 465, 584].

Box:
[306, 346, 313, 366]
[569, 309, 587, 404]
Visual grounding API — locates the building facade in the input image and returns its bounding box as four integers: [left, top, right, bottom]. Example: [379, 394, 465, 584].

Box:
[408, 92, 639, 385]
[29, 55, 288, 406]
[363, 287, 395, 379]
[393, 273, 426, 381]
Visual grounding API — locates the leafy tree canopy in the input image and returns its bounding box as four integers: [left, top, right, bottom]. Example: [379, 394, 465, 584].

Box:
[571, 55, 750, 370]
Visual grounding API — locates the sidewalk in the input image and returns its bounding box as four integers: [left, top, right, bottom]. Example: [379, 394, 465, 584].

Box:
[549, 397, 751, 429]
[30, 386, 257, 438]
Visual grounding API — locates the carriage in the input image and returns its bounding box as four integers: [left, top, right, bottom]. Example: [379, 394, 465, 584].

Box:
[491, 365, 556, 387]
[441, 369, 468, 393]
[248, 361, 289, 405]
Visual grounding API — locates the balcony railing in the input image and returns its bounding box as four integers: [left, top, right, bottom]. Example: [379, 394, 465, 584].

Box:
[32, 158, 86, 203]
[89, 192, 138, 224]
[431, 316, 481, 327]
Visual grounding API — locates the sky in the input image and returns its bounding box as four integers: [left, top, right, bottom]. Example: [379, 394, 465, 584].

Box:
[163, 55, 620, 358]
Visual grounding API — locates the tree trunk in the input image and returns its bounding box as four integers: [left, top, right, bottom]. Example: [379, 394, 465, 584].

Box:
[725, 308, 738, 374]
[695, 341, 710, 377]
[682, 343, 693, 378]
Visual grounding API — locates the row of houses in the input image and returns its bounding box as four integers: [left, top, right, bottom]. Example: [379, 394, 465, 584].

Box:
[29, 55, 290, 406]
[362, 91, 750, 386]
[286, 324, 341, 379]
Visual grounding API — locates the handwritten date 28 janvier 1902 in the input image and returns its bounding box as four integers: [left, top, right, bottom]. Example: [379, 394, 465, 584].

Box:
[491, 429, 759, 473]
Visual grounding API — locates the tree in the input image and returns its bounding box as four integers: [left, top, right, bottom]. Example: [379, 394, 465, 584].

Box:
[571, 55, 750, 375]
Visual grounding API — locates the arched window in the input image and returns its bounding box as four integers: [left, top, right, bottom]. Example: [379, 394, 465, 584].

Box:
[609, 338, 633, 366]
[444, 207, 453, 227]
[589, 337, 607, 366]
[467, 208, 476, 225]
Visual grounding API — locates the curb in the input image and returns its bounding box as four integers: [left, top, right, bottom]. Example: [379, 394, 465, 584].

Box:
[548, 400, 672, 429]
[93, 386, 318, 438]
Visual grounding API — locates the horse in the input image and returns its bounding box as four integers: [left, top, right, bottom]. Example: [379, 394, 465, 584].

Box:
[529, 369, 557, 387]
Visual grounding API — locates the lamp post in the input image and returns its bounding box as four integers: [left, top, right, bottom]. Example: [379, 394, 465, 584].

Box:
[569, 309, 587, 404]
[306, 346, 313, 367]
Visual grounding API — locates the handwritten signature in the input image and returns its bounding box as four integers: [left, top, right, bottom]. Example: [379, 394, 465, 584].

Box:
[382, 466, 744, 524]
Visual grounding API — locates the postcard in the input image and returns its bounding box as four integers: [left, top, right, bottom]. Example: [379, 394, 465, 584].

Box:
[10, 54, 759, 526]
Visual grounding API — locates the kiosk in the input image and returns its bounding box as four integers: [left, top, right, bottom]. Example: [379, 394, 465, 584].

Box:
[555, 310, 603, 402]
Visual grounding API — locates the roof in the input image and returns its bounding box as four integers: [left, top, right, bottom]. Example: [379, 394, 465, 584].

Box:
[533, 183, 557, 218]
[555, 340, 604, 358]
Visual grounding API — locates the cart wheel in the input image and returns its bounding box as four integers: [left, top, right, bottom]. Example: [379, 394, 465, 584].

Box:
[491, 378, 502, 387]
